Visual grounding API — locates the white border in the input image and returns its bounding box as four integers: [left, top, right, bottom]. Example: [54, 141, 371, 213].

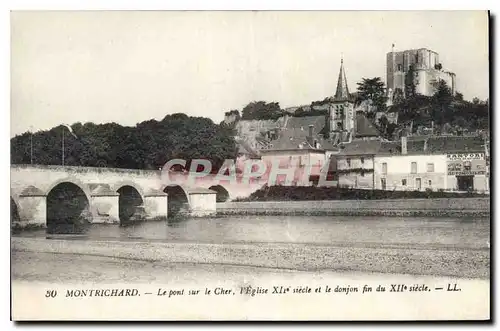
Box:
[3, 1, 497, 329]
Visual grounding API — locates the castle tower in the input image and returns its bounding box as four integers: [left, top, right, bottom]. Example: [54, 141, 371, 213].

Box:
[329, 57, 355, 134]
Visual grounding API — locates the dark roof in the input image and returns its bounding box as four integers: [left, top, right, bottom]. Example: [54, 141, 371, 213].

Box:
[337, 139, 383, 156]
[284, 115, 326, 131]
[355, 113, 381, 138]
[378, 135, 487, 155]
[266, 128, 316, 150]
[264, 122, 339, 152]
[262, 115, 331, 151]
[379, 141, 401, 154]
[426, 136, 485, 153]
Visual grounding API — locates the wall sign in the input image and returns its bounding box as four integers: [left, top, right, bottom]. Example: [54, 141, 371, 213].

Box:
[446, 153, 485, 161]
[447, 153, 486, 176]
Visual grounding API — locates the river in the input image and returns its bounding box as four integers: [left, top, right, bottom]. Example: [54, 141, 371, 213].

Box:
[15, 215, 490, 250]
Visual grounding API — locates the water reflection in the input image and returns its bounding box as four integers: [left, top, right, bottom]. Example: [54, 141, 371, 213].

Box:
[23, 215, 490, 249]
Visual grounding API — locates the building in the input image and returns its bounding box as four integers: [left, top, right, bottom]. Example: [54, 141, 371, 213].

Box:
[258, 115, 338, 186]
[386, 47, 456, 98]
[330, 115, 398, 189]
[374, 135, 488, 192]
[328, 58, 357, 137]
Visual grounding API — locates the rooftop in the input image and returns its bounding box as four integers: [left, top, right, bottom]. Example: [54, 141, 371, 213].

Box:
[381, 135, 487, 155]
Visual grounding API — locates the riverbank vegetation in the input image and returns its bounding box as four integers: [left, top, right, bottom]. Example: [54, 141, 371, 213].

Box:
[11, 113, 238, 171]
[236, 185, 487, 202]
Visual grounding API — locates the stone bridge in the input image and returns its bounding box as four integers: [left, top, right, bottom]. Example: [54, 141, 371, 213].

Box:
[10, 164, 264, 228]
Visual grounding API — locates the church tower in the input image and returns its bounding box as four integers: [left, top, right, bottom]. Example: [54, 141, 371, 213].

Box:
[329, 57, 355, 135]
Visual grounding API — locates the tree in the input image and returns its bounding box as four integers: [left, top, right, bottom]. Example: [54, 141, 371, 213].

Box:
[404, 64, 419, 99]
[11, 113, 238, 172]
[241, 101, 284, 120]
[292, 107, 328, 118]
[224, 109, 241, 120]
[355, 77, 387, 112]
[431, 79, 454, 126]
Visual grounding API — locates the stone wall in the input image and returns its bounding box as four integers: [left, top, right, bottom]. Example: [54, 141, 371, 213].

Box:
[217, 198, 490, 217]
[11, 164, 161, 197]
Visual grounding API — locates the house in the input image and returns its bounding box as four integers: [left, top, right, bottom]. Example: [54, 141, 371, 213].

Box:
[331, 138, 399, 189]
[258, 117, 338, 186]
[374, 135, 488, 192]
[328, 111, 390, 189]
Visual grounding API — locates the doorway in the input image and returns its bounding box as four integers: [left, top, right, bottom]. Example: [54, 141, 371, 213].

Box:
[416, 178, 422, 190]
[457, 175, 474, 191]
[381, 178, 386, 190]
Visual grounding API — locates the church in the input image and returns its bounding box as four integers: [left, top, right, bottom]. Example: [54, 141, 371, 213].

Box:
[234, 57, 385, 187]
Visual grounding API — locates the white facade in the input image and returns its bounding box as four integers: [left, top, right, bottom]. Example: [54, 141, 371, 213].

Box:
[374, 154, 447, 191]
[336, 155, 375, 189]
[260, 149, 327, 185]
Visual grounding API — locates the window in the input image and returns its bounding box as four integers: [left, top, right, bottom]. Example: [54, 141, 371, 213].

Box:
[428, 180, 432, 186]
[402, 179, 407, 186]
[397, 64, 403, 71]
[411, 162, 417, 174]
[346, 158, 351, 167]
[360, 157, 365, 165]
[382, 162, 387, 174]
[427, 163, 435, 172]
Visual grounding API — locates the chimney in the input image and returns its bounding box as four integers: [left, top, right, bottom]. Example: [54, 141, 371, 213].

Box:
[401, 136, 408, 155]
[308, 124, 314, 138]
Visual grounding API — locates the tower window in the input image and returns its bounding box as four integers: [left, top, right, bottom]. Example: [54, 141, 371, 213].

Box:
[397, 64, 403, 71]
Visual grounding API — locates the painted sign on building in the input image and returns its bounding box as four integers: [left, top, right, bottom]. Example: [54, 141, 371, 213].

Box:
[447, 153, 486, 176]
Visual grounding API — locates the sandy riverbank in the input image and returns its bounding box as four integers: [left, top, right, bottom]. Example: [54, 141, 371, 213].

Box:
[11, 249, 490, 320]
[11, 236, 490, 279]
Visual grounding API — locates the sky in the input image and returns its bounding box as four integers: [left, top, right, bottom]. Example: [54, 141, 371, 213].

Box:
[10, 10, 489, 137]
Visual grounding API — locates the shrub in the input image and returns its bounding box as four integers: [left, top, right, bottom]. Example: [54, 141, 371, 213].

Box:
[237, 186, 486, 202]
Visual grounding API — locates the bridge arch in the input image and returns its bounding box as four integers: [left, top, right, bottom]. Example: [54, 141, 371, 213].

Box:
[45, 177, 92, 204]
[162, 184, 190, 218]
[115, 184, 145, 225]
[208, 185, 230, 202]
[111, 181, 145, 199]
[46, 180, 92, 234]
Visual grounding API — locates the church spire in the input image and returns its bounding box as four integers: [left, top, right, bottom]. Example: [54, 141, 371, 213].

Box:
[334, 56, 350, 101]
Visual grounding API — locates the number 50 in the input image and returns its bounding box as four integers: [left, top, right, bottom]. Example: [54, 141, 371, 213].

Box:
[45, 290, 57, 298]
